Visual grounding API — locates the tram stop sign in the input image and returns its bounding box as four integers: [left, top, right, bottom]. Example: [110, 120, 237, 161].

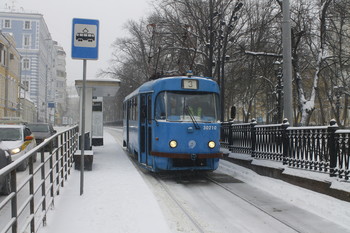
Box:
[72, 18, 99, 60]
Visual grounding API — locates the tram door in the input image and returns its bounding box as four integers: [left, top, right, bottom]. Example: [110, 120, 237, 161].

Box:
[140, 94, 152, 166]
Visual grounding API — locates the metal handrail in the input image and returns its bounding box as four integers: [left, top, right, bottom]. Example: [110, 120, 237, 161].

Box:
[0, 125, 79, 233]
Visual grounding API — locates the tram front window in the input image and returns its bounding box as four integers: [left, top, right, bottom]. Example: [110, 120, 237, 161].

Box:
[155, 91, 220, 122]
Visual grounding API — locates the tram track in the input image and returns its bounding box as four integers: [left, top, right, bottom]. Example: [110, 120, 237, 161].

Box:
[153, 171, 303, 233]
[154, 173, 207, 233]
[107, 127, 349, 233]
[106, 127, 207, 232]
[205, 174, 302, 233]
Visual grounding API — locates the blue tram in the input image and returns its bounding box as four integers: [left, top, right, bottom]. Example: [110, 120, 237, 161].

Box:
[123, 75, 222, 172]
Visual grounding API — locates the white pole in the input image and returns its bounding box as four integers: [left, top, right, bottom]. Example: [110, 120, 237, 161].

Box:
[80, 59, 87, 195]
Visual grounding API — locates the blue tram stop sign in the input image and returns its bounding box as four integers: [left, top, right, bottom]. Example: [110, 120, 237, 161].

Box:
[72, 18, 99, 60]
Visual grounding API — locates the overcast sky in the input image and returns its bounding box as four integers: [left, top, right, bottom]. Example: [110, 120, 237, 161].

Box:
[2, 0, 152, 86]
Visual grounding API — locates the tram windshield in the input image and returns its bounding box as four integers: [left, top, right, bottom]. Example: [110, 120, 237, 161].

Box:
[155, 91, 220, 122]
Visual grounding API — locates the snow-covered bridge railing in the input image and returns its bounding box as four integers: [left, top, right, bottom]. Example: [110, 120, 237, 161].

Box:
[0, 125, 79, 233]
[221, 119, 349, 180]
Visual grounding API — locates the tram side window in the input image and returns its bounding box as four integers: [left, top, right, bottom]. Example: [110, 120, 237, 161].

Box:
[134, 97, 138, 121]
[128, 100, 133, 121]
[129, 97, 138, 121]
[155, 92, 166, 120]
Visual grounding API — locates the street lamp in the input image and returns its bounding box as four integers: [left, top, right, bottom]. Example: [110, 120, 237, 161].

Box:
[215, 1, 243, 122]
[333, 85, 343, 120]
[274, 62, 283, 123]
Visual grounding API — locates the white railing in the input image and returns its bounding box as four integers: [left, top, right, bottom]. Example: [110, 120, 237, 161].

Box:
[0, 125, 79, 233]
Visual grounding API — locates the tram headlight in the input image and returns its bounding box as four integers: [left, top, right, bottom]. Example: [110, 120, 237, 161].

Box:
[208, 141, 216, 149]
[169, 140, 177, 148]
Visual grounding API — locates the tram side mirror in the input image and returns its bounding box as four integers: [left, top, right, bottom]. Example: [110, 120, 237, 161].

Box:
[230, 106, 236, 121]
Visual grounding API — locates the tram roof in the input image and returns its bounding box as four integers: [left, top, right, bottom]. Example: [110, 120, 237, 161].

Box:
[124, 76, 219, 100]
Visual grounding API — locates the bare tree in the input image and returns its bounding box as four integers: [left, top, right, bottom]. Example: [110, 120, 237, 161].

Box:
[227, 0, 282, 122]
[99, 0, 350, 126]
[320, 0, 350, 126]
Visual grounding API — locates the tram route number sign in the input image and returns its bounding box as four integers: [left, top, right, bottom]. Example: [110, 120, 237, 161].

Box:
[182, 79, 198, 90]
[72, 18, 99, 60]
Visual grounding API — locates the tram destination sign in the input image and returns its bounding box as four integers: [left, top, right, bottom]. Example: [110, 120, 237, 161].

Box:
[182, 79, 198, 90]
[71, 18, 99, 60]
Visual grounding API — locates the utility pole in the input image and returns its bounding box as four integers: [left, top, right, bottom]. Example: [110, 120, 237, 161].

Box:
[282, 0, 293, 125]
[208, 0, 214, 78]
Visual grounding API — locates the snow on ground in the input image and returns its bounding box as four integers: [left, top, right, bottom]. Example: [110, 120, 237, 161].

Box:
[224, 148, 350, 193]
[37, 130, 350, 233]
[219, 160, 350, 231]
[38, 131, 171, 233]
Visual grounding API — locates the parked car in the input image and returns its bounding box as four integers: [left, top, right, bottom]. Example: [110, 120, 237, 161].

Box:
[0, 124, 37, 171]
[0, 148, 11, 195]
[26, 123, 57, 151]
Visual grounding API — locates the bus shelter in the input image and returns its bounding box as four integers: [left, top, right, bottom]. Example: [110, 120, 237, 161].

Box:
[75, 78, 120, 153]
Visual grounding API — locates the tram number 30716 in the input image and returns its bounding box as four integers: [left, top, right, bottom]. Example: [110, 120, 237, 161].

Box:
[203, 125, 217, 130]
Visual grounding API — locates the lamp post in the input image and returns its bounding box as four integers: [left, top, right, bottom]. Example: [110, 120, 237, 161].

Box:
[334, 85, 343, 121]
[215, 1, 243, 122]
[274, 63, 283, 123]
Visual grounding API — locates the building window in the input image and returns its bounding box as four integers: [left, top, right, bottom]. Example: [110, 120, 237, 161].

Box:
[0, 44, 3, 65]
[0, 49, 6, 66]
[4, 19, 11, 28]
[22, 58, 30, 70]
[24, 21, 31, 29]
[23, 81, 29, 91]
[23, 35, 31, 47]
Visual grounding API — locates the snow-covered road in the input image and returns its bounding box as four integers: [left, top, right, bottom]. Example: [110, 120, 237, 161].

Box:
[109, 127, 350, 233]
[142, 161, 350, 233]
[28, 127, 350, 233]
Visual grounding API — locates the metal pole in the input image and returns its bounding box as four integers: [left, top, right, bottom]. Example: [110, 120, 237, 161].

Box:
[45, 65, 48, 123]
[282, 0, 293, 125]
[221, 52, 225, 122]
[217, 24, 223, 121]
[208, 0, 214, 77]
[80, 59, 87, 195]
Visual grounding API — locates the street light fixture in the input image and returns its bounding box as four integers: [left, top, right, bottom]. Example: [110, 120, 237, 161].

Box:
[215, 1, 243, 122]
[274, 62, 283, 123]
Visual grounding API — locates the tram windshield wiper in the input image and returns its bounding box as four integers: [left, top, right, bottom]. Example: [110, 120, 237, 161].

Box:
[185, 106, 200, 130]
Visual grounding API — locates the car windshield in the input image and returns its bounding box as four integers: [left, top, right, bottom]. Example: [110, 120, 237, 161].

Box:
[155, 91, 220, 122]
[0, 128, 22, 141]
[27, 124, 49, 132]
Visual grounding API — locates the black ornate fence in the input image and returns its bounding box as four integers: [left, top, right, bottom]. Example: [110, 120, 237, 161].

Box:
[221, 119, 349, 180]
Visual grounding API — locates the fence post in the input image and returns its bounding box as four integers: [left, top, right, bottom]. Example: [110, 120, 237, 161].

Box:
[282, 118, 290, 165]
[228, 123, 233, 151]
[251, 118, 257, 157]
[328, 119, 338, 177]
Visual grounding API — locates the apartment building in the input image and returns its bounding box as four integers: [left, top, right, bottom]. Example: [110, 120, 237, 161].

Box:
[0, 11, 58, 122]
[0, 31, 21, 118]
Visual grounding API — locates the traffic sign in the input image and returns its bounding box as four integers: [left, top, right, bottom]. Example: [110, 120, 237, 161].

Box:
[72, 18, 99, 60]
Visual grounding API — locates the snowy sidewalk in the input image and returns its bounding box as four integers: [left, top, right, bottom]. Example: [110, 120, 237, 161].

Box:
[38, 130, 171, 233]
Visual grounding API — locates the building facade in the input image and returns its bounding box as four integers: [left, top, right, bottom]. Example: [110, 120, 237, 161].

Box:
[48, 43, 67, 125]
[0, 32, 21, 118]
[0, 11, 57, 122]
